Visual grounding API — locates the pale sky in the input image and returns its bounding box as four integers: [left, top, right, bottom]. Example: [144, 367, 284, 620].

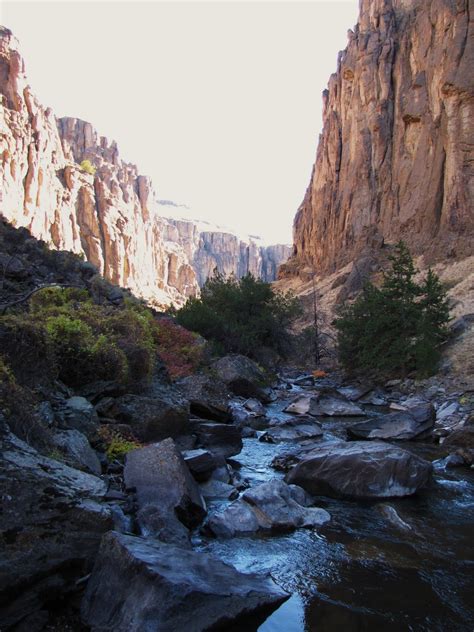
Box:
[1, 0, 359, 244]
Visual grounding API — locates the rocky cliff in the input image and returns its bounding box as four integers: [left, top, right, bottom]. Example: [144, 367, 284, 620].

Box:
[281, 0, 473, 278]
[162, 214, 291, 287]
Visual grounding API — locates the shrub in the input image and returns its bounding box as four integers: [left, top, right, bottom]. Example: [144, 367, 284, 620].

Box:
[334, 242, 451, 378]
[98, 426, 141, 461]
[175, 272, 302, 360]
[154, 318, 204, 379]
[80, 159, 96, 176]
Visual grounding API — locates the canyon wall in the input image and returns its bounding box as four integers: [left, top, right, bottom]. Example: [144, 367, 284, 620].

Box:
[281, 0, 473, 279]
[0, 27, 197, 306]
[162, 215, 291, 286]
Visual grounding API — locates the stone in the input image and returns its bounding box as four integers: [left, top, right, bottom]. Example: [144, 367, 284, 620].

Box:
[58, 396, 99, 439]
[211, 355, 270, 401]
[51, 428, 101, 475]
[285, 441, 432, 498]
[176, 374, 230, 422]
[347, 405, 435, 441]
[442, 426, 474, 449]
[109, 392, 189, 442]
[182, 448, 216, 481]
[337, 384, 373, 402]
[229, 400, 269, 430]
[259, 421, 323, 443]
[284, 392, 364, 417]
[200, 479, 237, 500]
[436, 401, 459, 421]
[192, 421, 243, 460]
[81, 532, 288, 631]
[207, 480, 330, 537]
[124, 438, 206, 530]
[0, 427, 112, 629]
[244, 398, 266, 415]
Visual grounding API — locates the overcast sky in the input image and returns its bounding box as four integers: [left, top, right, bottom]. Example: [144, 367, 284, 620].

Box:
[1, 0, 359, 244]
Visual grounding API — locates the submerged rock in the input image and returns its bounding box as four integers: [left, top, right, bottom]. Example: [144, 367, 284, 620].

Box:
[285, 441, 432, 499]
[259, 421, 323, 443]
[347, 404, 435, 441]
[81, 531, 288, 631]
[207, 480, 330, 537]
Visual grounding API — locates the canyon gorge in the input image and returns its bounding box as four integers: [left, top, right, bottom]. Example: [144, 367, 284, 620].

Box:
[0, 26, 290, 308]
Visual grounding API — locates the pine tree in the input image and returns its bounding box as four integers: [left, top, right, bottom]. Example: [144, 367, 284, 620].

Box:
[334, 242, 451, 378]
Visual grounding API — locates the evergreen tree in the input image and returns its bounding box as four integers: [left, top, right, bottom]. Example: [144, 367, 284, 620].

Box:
[334, 242, 451, 378]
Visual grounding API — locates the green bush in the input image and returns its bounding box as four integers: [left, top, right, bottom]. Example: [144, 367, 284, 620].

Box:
[334, 242, 450, 378]
[80, 159, 96, 176]
[175, 272, 302, 359]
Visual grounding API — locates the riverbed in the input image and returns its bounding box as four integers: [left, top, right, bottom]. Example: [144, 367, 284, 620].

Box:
[194, 384, 474, 631]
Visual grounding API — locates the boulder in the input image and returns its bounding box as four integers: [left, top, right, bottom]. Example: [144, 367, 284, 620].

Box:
[229, 400, 269, 430]
[337, 384, 373, 402]
[109, 391, 189, 442]
[200, 479, 237, 500]
[81, 533, 288, 631]
[259, 421, 323, 443]
[347, 404, 435, 441]
[284, 392, 364, 417]
[182, 448, 217, 481]
[193, 421, 243, 460]
[58, 395, 99, 439]
[436, 401, 459, 421]
[124, 438, 206, 531]
[51, 428, 101, 475]
[0, 428, 112, 629]
[177, 374, 230, 421]
[442, 426, 474, 449]
[244, 398, 266, 415]
[207, 480, 330, 538]
[286, 441, 432, 498]
[212, 355, 270, 402]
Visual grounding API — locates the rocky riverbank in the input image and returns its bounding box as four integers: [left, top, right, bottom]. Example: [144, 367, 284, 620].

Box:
[2, 351, 473, 630]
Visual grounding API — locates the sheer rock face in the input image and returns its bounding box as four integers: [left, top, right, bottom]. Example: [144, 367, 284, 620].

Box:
[282, 0, 473, 278]
[0, 27, 198, 307]
[163, 218, 291, 286]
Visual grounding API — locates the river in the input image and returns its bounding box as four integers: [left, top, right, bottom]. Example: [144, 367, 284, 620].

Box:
[194, 381, 474, 631]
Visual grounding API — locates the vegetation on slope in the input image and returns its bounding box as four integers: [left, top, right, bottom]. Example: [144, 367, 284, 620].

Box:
[174, 271, 302, 360]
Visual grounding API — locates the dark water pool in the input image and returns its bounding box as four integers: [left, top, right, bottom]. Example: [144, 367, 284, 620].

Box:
[195, 392, 474, 631]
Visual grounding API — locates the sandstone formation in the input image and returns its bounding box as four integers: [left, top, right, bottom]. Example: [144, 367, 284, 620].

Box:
[162, 214, 291, 286]
[281, 0, 473, 279]
[0, 28, 199, 307]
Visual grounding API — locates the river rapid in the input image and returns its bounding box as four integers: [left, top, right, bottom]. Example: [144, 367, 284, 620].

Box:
[194, 379, 474, 631]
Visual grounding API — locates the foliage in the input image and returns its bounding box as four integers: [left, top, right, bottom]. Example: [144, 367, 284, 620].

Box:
[334, 242, 451, 378]
[98, 426, 141, 461]
[80, 159, 96, 176]
[153, 317, 204, 379]
[1, 286, 204, 388]
[175, 272, 302, 359]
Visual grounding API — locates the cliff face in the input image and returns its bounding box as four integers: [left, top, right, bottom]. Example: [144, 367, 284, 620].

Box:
[162, 216, 291, 287]
[282, 0, 473, 278]
[0, 27, 198, 307]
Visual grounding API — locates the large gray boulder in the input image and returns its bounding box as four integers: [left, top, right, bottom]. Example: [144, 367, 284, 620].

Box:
[176, 374, 230, 421]
[0, 427, 112, 630]
[124, 438, 206, 533]
[192, 421, 243, 460]
[109, 390, 189, 442]
[285, 441, 432, 498]
[212, 355, 270, 402]
[347, 404, 435, 441]
[259, 421, 323, 443]
[284, 392, 364, 417]
[81, 532, 288, 631]
[207, 480, 330, 537]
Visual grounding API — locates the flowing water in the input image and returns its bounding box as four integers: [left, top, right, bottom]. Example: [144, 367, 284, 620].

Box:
[194, 385, 474, 631]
